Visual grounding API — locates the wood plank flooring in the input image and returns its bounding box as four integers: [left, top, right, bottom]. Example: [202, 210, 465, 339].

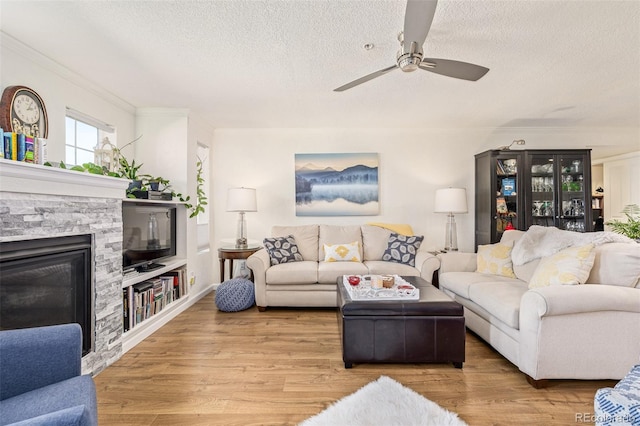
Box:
[94, 292, 613, 425]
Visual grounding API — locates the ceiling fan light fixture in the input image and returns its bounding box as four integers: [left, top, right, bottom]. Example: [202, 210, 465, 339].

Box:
[397, 52, 422, 72]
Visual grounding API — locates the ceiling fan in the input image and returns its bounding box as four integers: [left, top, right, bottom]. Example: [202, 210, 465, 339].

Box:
[334, 0, 489, 92]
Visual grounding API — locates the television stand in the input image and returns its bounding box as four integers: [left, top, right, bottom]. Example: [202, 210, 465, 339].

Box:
[136, 262, 165, 273]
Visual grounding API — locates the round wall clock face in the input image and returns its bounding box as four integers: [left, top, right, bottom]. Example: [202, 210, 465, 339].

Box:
[0, 85, 48, 138]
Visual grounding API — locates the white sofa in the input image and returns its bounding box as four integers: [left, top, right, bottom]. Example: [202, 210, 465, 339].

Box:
[246, 224, 440, 311]
[438, 229, 640, 387]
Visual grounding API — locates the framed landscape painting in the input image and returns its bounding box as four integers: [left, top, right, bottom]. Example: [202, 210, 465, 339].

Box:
[295, 153, 379, 216]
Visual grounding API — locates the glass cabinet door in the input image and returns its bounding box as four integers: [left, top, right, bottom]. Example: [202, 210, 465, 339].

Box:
[558, 155, 587, 232]
[529, 156, 556, 228]
[495, 154, 521, 241]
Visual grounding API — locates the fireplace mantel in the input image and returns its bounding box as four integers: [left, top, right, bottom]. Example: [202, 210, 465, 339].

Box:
[0, 159, 129, 198]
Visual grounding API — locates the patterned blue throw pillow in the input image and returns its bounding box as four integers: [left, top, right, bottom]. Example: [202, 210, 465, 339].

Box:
[215, 278, 255, 312]
[382, 233, 424, 267]
[263, 235, 304, 265]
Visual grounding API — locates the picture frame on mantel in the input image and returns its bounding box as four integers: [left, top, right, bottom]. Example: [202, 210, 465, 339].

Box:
[294, 152, 379, 216]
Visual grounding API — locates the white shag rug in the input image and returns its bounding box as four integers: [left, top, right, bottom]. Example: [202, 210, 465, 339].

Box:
[300, 376, 467, 426]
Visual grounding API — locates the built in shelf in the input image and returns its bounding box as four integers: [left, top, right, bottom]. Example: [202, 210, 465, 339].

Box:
[122, 257, 187, 289]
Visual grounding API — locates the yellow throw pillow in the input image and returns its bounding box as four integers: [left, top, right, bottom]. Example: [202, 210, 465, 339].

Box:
[528, 244, 596, 289]
[476, 241, 516, 278]
[367, 222, 414, 236]
[324, 242, 362, 262]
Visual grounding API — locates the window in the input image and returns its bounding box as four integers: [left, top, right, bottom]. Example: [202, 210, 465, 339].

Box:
[65, 108, 116, 166]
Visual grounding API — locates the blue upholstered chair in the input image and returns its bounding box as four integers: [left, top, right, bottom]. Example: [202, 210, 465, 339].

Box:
[0, 324, 98, 425]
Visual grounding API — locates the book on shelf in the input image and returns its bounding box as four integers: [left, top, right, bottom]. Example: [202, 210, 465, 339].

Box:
[124, 267, 188, 332]
[496, 160, 506, 175]
[496, 197, 508, 214]
[502, 178, 516, 196]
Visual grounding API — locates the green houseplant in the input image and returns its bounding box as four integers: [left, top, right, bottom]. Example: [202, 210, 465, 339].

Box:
[606, 204, 640, 240]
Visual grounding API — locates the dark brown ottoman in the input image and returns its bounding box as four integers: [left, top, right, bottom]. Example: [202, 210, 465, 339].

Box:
[337, 275, 465, 368]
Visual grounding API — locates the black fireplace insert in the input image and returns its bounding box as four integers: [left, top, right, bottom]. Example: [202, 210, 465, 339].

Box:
[0, 234, 93, 356]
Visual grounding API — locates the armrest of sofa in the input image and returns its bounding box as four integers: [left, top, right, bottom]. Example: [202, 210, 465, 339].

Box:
[519, 285, 640, 380]
[246, 249, 271, 307]
[437, 252, 477, 274]
[415, 251, 440, 283]
[522, 285, 640, 318]
[0, 324, 82, 400]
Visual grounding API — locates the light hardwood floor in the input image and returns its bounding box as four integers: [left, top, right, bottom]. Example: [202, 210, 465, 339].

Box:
[95, 292, 613, 425]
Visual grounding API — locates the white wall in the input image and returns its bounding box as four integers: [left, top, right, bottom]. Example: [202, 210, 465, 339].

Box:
[601, 151, 640, 221]
[1, 34, 137, 160]
[211, 127, 639, 282]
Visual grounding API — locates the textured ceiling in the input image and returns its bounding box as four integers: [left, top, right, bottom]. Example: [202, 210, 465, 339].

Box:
[2, 0, 639, 134]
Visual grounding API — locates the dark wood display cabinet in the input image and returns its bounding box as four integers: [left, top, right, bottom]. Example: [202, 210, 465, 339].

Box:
[475, 149, 592, 250]
[475, 150, 525, 249]
[525, 150, 592, 233]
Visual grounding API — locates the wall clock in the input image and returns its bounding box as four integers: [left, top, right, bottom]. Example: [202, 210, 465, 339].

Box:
[0, 85, 48, 138]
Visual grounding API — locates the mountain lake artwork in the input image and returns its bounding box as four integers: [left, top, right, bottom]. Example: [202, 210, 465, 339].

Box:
[295, 153, 379, 216]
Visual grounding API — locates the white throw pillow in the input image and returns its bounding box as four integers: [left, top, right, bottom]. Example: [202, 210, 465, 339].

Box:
[323, 242, 362, 262]
[476, 241, 516, 278]
[528, 244, 596, 288]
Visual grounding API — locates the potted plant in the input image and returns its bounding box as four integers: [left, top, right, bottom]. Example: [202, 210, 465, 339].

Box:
[606, 204, 640, 241]
[118, 156, 144, 195]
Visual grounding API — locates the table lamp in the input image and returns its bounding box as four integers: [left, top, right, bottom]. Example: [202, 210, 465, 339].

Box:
[434, 187, 468, 251]
[227, 187, 257, 249]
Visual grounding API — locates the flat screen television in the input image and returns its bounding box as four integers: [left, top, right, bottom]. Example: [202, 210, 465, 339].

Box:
[122, 201, 177, 272]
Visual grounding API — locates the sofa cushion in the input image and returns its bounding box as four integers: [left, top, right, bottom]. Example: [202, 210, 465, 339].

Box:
[318, 225, 363, 260]
[586, 242, 640, 287]
[476, 241, 516, 278]
[382, 233, 423, 267]
[265, 261, 318, 285]
[361, 225, 392, 261]
[323, 241, 362, 262]
[439, 271, 522, 300]
[263, 235, 304, 265]
[529, 244, 596, 288]
[318, 261, 368, 284]
[272, 225, 319, 261]
[364, 260, 420, 277]
[468, 281, 529, 329]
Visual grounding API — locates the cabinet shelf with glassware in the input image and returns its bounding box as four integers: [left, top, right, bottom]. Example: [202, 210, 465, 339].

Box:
[475, 149, 592, 250]
[525, 150, 592, 232]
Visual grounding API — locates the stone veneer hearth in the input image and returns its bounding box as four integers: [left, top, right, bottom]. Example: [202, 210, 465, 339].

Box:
[0, 160, 129, 375]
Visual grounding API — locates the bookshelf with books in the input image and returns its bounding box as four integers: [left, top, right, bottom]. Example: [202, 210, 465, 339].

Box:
[475, 150, 524, 250]
[121, 258, 188, 352]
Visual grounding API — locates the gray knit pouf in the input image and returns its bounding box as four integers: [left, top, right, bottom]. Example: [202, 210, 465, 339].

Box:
[215, 278, 255, 312]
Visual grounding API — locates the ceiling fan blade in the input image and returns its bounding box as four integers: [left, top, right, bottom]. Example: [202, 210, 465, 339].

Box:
[334, 65, 398, 92]
[419, 58, 489, 81]
[403, 0, 438, 52]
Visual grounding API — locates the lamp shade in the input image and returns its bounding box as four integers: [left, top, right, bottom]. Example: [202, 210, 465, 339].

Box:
[227, 187, 257, 212]
[434, 188, 468, 214]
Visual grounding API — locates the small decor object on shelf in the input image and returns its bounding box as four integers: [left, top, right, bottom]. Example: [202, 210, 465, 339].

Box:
[0, 86, 48, 138]
[94, 137, 118, 173]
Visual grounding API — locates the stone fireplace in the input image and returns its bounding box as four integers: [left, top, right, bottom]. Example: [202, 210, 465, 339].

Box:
[0, 160, 129, 375]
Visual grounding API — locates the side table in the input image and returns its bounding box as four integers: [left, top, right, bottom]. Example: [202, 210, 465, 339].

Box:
[218, 245, 262, 282]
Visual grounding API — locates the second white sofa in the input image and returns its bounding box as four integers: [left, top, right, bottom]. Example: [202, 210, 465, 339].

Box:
[246, 224, 440, 310]
[438, 228, 640, 387]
